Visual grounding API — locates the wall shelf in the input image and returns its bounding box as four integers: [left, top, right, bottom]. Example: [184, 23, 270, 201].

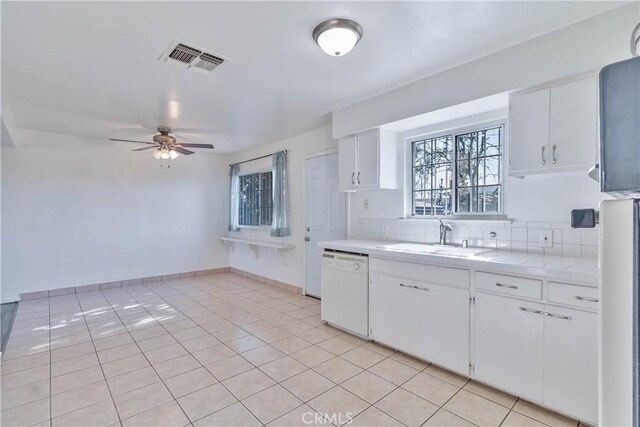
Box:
[220, 237, 295, 253]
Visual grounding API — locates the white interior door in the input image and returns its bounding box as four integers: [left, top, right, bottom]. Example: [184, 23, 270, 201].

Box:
[305, 153, 346, 298]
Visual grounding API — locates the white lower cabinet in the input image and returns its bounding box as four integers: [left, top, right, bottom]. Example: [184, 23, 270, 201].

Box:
[414, 281, 469, 374]
[474, 292, 598, 424]
[369, 273, 414, 351]
[543, 305, 598, 423]
[474, 292, 544, 403]
[368, 258, 598, 424]
[370, 273, 469, 375]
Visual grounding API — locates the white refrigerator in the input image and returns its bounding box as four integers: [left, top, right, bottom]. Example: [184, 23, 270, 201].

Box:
[600, 199, 639, 426]
[599, 55, 640, 426]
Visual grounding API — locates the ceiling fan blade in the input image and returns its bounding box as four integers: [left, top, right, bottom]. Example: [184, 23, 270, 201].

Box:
[174, 147, 195, 155]
[109, 138, 155, 145]
[132, 146, 156, 152]
[179, 143, 214, 149]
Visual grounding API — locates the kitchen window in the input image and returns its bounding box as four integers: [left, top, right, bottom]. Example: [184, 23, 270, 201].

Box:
[411, 125, 503, 216]
[239, 172, 273, 226]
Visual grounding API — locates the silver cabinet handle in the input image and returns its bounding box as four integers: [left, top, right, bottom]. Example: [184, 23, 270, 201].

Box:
[552, 144, 557, 165]
[351, 173, 355, 185]
[541, 146, 546, 165]
[357, 172, 361, 184]
[519, 307, 543, 315]
[413, 285, 429, 292]
[496, 283, 518, 289]
[574, 295, 599, 303]
[304, 237, 310, 242]
[544, 312, 572, 320]
[399, 283, 412, 289]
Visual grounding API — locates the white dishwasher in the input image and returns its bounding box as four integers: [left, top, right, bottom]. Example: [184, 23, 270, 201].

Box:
[320, 250, 369, 338]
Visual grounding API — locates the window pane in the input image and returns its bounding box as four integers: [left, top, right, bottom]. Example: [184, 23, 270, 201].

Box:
[433, 136, 452, 164]
[433, 163, 451, 190]
[411, 135, 452, 216]
[434, 188, 452, 215]
[238, 172, 273, 226]
[457, 187, 470, 213]
[482, 128, 501, 157]
[480, 185, 501, 213]
[483, 156, 501, 186]
[413, 167, 431, 191]
[413, 142, 425, 167]
[455, 126, 502, 214]
[413, 191, 431, 216]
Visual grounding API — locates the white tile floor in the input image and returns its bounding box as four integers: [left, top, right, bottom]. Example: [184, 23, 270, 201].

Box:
[1, 272, 584, 427]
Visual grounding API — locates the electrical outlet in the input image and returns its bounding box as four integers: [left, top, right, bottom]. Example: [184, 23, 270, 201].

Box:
[539, 230, 553, 248]
[363, 199, 369, 210]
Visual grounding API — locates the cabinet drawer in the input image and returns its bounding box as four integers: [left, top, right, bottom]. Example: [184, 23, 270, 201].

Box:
[548, 282, 599, 311]
[371, 258, 469, 289]
[476, 272, 542, 299]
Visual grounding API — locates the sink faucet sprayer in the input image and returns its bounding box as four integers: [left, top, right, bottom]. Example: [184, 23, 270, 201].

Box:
[439, 219, 453, 245]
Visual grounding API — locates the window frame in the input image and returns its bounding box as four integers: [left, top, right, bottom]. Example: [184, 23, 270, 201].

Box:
[237, 169, 274, 229]
[408, 121, 506, 219]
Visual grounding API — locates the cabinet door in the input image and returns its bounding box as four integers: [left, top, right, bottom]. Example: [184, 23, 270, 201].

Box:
[543, 306, 598, 424]
[474, 293, 544, 402]
[509, 88, 550, 175]
[414, 282, 469, 375]
[338, 135, 357, 191]
[370, 274, 413, 351]
[355, 130, 380, 188]
[549, 77, 598, 170]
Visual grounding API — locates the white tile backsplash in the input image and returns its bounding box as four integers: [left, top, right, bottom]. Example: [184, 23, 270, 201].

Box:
[354, 218, 599, 259]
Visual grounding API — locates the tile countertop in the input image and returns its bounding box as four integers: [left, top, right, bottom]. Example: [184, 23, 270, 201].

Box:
[317, 240, 599, 287]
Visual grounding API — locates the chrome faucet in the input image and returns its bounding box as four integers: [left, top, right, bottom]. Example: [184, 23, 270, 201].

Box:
[439, 219, 453, 245]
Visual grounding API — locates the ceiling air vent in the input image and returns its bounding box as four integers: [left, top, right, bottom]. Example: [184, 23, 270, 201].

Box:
[160, 39, 226, 74]
[168, 43, 201, 64]
[191, 52, 224, 73]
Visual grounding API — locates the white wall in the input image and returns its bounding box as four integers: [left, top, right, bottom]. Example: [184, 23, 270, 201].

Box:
[225, 126, 337, 289]
[1, 129, 229, 301]
[333, 3, 639, 138]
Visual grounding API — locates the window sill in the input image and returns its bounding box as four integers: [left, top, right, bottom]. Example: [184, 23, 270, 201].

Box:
[237, 225, 272, 230]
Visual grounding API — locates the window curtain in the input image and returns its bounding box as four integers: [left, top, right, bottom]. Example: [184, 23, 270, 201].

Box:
[228, 164, 240, 232]
[271, 151, 290, 237]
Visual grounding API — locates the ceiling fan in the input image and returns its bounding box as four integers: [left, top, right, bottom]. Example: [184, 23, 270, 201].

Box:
[109, 126, 214, 164]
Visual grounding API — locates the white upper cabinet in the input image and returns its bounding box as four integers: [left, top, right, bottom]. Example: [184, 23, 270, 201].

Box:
[338, 128, 397, 191]
[549, 77, 598, 169]
[509, 88, 550, 174]
[338, 135, 357, 190]
[509, 75, 598, 176]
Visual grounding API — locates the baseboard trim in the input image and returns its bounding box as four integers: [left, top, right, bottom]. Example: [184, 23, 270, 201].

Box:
[229, 268, 303, 295]
[19, 267, 231, 300]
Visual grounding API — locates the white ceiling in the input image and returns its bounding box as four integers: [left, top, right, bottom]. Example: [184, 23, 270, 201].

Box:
[1, 1, 625, 153]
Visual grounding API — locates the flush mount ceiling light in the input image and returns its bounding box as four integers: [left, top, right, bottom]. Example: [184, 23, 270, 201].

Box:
[313, 18, 363, 57]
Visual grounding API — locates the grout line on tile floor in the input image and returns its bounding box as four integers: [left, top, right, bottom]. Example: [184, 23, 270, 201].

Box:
[76, 292, 123, 426]
[118, 283, 261, 426]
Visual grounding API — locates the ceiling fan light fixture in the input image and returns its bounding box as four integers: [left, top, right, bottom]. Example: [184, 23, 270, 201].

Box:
[313, 18, 363, 57]
[169, 150, 180, 160]
[153, 149, 162, 160]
